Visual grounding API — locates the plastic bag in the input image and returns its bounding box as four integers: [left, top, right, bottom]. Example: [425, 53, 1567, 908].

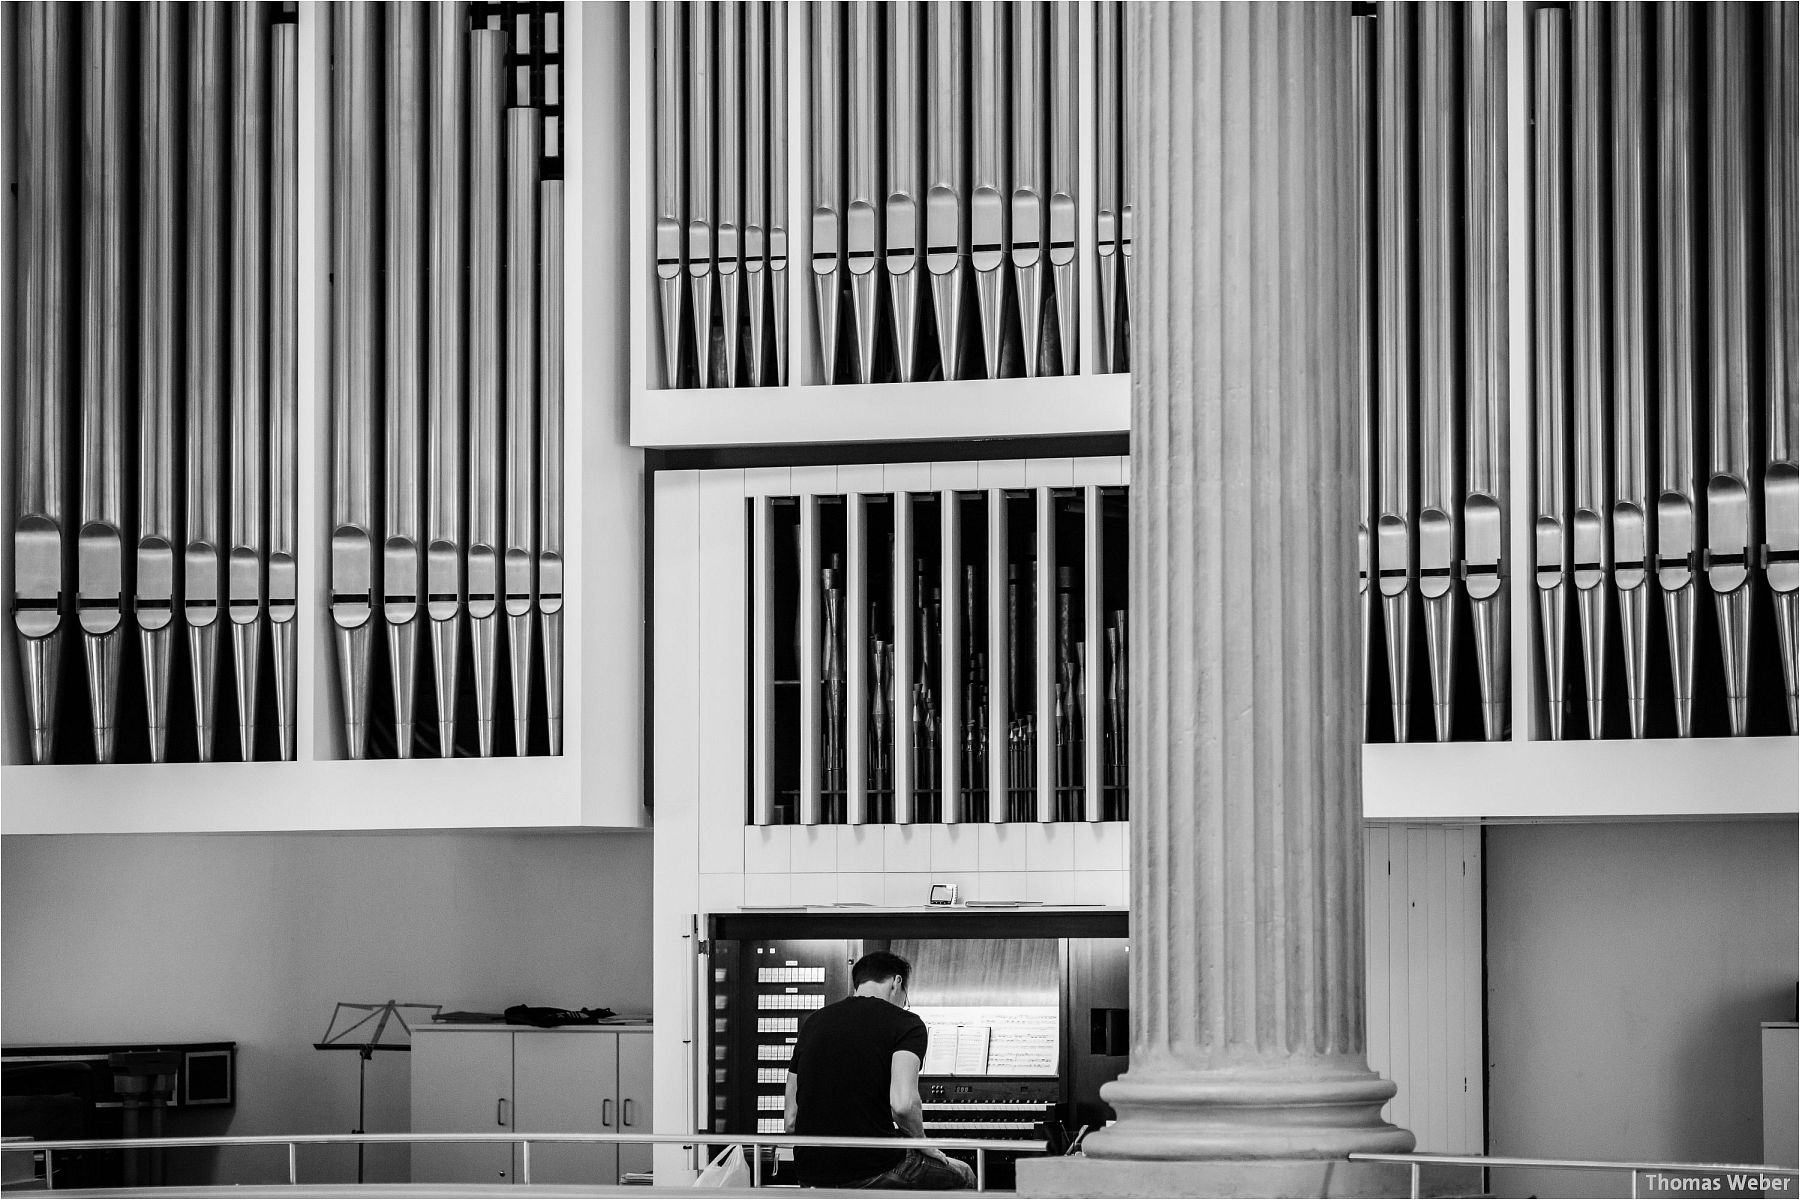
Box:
[693, 1144, 751, 1188]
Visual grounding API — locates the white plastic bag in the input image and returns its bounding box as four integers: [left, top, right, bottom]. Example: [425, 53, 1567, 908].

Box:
[693, 1144, 752, 1188]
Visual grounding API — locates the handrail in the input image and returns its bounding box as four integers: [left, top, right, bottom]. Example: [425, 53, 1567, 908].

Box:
[1349, 1151, 1800, 1200]
[6, 1130, 1047, 1193]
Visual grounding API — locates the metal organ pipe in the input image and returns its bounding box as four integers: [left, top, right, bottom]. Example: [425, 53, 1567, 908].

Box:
[1611, 3, 1653, 738]
[1464, 1, 1508, 743]
[505, 106, 544, 755]
[1416, 3, 1460, 743]
[1375, 1, 1417, 742]
[1570, 4, 1611, 740]
[1533, 10, 1571, 741]
[330, 2, 383, 761]
[655, 2, 685, 389]
[1048, 1, 1078, 377]
[1705, 3, 1757, 737]
[271, 19, 300, 762]
[1655, 2, 1701, 738]
[969, 1, 1009, 381]
[810, 2, 843, 384]
[468, 28, 508, 758]
[1352, 15, 1376, 734]
[885, 2, 922, 383]
[925, 0, 967, 381]
[770, 3, 790, 386]
[718, 2, 744, 388]
[139, 3, 183, 765]
[689, 1, 717, 389]
[384, 4, 427, 759]
[12, 4, 74, 766]
[846, 0, 881, 385]
[541, 180, 567, 756]
[1094, 1, 1119, 374]
[745, 2, 770, 387]
[1770, 3, 1800, 733]
[77, 3, 132, 765]
[230, 5, 272, 762]
[1011, 1, 1048, 379]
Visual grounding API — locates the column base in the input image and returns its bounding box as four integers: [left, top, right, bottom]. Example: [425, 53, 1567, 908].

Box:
[1080, 1064, 1415, 1160]
[1015, 1157, 1413, 1199]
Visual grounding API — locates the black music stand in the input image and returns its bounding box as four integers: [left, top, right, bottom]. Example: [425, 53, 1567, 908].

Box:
[313, 1001, 440, 1183]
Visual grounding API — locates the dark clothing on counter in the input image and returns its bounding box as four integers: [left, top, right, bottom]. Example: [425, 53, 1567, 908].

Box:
[790, 995, 930, 1188]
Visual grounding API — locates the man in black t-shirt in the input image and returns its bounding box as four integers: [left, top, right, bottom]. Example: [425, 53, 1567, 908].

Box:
[785, 951, 976, 1190]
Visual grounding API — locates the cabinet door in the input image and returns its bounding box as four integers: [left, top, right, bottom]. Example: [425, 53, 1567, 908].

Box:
[616, 1032, 654, 1180]
[512, 1031, 619, 1186]
[410, 1031, 514, 1184]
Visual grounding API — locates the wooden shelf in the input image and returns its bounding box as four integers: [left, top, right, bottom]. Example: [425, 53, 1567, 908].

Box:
[1363, 735, 1800, 822]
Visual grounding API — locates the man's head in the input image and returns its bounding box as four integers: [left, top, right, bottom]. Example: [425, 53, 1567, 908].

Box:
[850, 951, 913, 1007]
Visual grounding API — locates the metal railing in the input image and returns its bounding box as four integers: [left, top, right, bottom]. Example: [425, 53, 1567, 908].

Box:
[4, 1129, 1044, 1193]
[1350, 1151, 1800, 1199]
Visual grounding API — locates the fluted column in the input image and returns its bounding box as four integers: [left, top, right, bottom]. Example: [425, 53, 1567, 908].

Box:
[1022, 6, 1412, 1193]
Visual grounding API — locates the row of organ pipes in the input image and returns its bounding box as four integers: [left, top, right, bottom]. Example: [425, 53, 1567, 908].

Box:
[750, 486, 1128, 826]
[651, 0, 1131, 389]
[328, 2, 565, 759]
[9, 3, 299, 764]
[1529, 2, 1796, 739]
[1355, 1, 1798, 743]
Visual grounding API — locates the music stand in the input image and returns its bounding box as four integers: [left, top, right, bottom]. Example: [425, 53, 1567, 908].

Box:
[313, 1001, 440, 1183]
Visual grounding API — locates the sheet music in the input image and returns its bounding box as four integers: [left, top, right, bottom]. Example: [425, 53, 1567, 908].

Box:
[913, 1005, 1058, 1076]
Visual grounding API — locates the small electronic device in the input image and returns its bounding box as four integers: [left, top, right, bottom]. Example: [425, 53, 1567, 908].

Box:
[929, 883, 960, 906]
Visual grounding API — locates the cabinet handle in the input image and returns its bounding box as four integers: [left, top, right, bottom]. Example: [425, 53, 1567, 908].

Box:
[623, 1099, 636, 1127]
[496, 1097, 508, 1127]
[602, 1098, 614, 1128]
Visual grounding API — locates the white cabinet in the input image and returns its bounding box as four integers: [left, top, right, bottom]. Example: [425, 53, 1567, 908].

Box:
[411, 1025, 652, 1187]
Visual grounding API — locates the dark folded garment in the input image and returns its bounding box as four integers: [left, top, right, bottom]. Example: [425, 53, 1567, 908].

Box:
[502, 1005, 617, 1028]
[432, 1011, 508, 1023]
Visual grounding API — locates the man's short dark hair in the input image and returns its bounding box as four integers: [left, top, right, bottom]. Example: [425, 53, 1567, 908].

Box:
[851, 951, 912, 989]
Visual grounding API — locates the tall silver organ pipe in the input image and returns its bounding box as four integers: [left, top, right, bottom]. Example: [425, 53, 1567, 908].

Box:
[925, 0, 967, 381]
[769, 3, 790, 386]
[969, 1, 1008, 381]
[885, 2, 922, 383]
[1656, 2, 1701, 738]
[717, 2, 744, 388]
[1011, 1, 1047, 379]
[1375, 1, 1417, 742]
[654, 2, 685, 389]
[387, 2, 427, 759]
[1705, 3, 1756, 737]
[540, 180, 567, 755]
[810, 2, 843, 383]
[139, 3, 182, 765]
[428, 2, 469, 755]
[77, 3, 132, 765]
[189, 3, 229, 762]
[1352, 16, 1375, 733]
[1416, 3, 1459, 743]
[12, 4, 74, 766]
[1047, 1, 1077, 376]
[231, 3, 272, 761]
[846, 0, 881, 385]
[744, 1, 771, 387]
[271, 19, 300, 762]
[505, 107, 544, 754]
[1611, 3, 1653, 738]
[1533, 10, 1571, 740]
[331, 2, 383, 761]
[1093, 0, 1119, 374]
[1464, 0, 1508, 743]
[1570, 4, 1610, 740]
[468, 28, 509, 757]
[689, 0, 716, 389]
[1770, 3, 1800, 734]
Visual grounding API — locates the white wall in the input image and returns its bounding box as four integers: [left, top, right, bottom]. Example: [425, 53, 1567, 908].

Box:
[1, 829, 654, 1185]
[1485, 819, 1799, 1198]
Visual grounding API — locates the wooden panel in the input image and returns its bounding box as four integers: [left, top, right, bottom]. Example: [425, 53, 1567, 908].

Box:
[891, 937, 1060, 1006]
[847, 494, 869, 823]
[514, 1031, 618, 1185]
[1363, 824, 1486, 1153]
[987, 488, 1011, 811]
[893, 492, 916, 821]
[941, 494, 964, 821]
[1083, 485, 1104, 820]
[1035, 487, 1056, 821]
[411, 1030, 514, 1184]
[700, 472, 749, 835]
[798, 494, 821, 824]
[750, 494, 776, 825]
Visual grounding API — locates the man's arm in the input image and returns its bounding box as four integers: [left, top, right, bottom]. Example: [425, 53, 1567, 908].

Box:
[888, 1049, 951, 1163]
[784, 1072, 799, 1134]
